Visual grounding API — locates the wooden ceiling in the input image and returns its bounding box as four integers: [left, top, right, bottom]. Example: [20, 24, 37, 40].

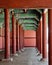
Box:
[0, 0, 52, 8]
[0, 9, 43, 31]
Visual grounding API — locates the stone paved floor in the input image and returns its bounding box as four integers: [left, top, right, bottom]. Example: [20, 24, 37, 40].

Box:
[0, 47, 48, 65]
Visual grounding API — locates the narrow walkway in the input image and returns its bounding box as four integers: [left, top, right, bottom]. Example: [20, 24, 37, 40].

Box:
[0, 47, 48, 65]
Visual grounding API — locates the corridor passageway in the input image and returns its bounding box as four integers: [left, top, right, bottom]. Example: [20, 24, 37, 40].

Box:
[0, 8, 51, 65]
[0, 47, 48, 65]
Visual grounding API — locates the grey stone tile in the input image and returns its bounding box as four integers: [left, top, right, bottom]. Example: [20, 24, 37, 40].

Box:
[0, 47, 48, 65]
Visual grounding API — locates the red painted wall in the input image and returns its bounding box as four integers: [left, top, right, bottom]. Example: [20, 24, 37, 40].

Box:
[0, 28, 5, 50]
[0, 27, 12, 50]
[24, 30, 36, 47]
[0, 37, 2, 49]
[0, 28, 2, 49]
[0, 26, 36, 49]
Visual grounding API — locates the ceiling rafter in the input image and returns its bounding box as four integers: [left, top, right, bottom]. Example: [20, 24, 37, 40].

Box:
[18, 20, 38, 26]
[0, 9, 43, 31]
[21, 23, 38, 27]
[22, 25, 37, 29]
[35, 9, 42, 14]
[23, 26, 37, 31]
[16, 13, 39, 21]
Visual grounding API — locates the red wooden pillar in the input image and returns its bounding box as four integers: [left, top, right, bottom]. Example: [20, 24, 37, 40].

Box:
[21, 27, 24, 50]
[42, 11, 47, 58]
[17, 24, 22, 53]
[17, 21, 20, 51]
[19, 25, 22, 50]
[39, 21, 42, 53]
[36, 21, 41, 54]
[48, 9, 52, 65]
[12, 12, 16, 54]
[22, 29, 24, 49]
[36, 28, 39, 51]
[19, 25, 24, 51]
[4, 9, 10, 59]
[16, 21, 20, 51]
[40, 20, 43, 54]
[16, 22, 18, 51]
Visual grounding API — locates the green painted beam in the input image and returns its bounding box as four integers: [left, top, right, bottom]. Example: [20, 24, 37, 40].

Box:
[0, 23, 3, 27]
[18, 19, 37, 23]
[23, 26, 36, 29]
[23, 29, 36, 31]
[22, 26, 37, 29]
[14, 9, 24, 14]
[14, 9, 42, 14]
[0, 9, 42, 29]
[18, 19, 38, 25]
[22, 23, 35, 26]
[0, 11, 12, 27]
[0, 13, 4, 27]
[21, 23, 38, 26]
[21, 23, 38, 28]
[0, 18, 4, 23]
[16, 13, 39, 21]
[0, 13, 4, 18]
[23, 26, 37, 31]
